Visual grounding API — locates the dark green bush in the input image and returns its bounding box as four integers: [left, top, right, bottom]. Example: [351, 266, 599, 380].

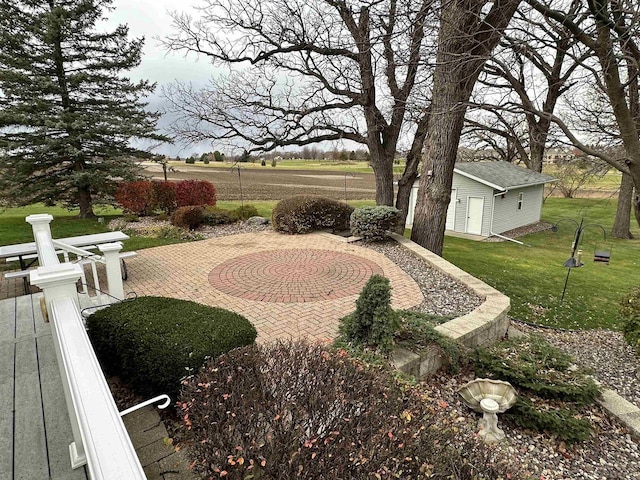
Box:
[509, 399, 591, 444]
[474, 334, 600, 443]
[87, 296, 257, 398]
[171, 205, 205, 230]
[394, 310, 465, 373]
[475, 335, 599, 404]
[272, 195, 354, 234]
[202, 206, 237, 226]
[621, 287, 640, 353]
[231, 204, 259, 220]
[177, 342, 516, 480]
[338, 275, 397, 352]
[350, 206, 401, 240]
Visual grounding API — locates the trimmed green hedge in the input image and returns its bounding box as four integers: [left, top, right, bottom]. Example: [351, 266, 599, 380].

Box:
[350, 206, 400, 240]
[87, 296, 257, 398]
[272, 195, 354, 234]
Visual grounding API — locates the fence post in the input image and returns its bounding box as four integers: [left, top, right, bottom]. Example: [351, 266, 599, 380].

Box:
[98, 242, 125, 301]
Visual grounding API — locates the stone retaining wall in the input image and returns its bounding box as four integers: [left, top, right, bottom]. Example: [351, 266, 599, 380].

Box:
[389, 233, 510, 378]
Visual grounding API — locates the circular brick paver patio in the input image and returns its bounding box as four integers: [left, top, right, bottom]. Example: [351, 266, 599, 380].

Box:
[123, 231, 423, 343]
[208, 249, 383, 302]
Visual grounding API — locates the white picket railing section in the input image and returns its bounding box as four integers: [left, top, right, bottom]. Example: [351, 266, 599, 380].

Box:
[26, 214, 146, 479]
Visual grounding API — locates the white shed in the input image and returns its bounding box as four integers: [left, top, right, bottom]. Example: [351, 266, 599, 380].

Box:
[406, 162, 556, 238]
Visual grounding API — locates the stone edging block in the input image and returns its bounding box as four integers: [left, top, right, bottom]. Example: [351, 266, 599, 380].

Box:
[598, 389, 640, 439]
[388, 233, 511, 378]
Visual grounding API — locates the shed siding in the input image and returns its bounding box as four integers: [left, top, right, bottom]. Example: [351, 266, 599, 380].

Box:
[491, 185, 544, 234]
[451, 173, 494, 236]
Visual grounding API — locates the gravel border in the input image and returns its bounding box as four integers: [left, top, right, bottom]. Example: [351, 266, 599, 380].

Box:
[364, 240, 483, 318]
[514, 321, 640, 411]
[424, 371, 640, 480]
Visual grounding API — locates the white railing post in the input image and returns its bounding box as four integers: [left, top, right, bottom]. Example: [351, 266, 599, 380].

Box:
[27, 214, 91, 468]
[26, 213, 54, 257]
[30, 263, 87, 468]
[98, 242, 125, 301]
[24, 214, 146, 479]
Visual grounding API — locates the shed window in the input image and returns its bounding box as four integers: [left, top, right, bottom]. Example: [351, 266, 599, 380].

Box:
[517, 192, 524, 210]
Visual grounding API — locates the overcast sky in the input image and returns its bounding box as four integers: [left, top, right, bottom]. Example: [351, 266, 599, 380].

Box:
[103, 0, 218, 157]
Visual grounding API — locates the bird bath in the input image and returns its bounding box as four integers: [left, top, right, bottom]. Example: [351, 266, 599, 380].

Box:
[458, 378, 517, 443]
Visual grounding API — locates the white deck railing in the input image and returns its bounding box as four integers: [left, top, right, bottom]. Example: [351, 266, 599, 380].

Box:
[26, 214, 146, 479]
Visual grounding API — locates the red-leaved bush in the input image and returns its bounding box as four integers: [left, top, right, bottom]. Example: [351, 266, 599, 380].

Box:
[177, 342, 514, 480]
[175, 180, 216, 208]
[152, 181, 177, 214]
[114, 179, 216, 215]
[114, 181, 155, 215]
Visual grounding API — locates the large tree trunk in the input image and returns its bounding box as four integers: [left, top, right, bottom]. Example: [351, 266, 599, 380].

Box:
[395, 113, 430, 233]
[77, 187, 95, 218]
[370, 157, 396, 206]
[611, 173, 634, 239]
[410, 0, 520, 255]
[410, 97, 466, 255]
[528, 127, 547, 173]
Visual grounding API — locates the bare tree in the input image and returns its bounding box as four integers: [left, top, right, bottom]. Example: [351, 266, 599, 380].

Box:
[467, 1, 587, 172]
[162, 0, 436, 222]
[547, 154, 610, 198]
[411, 0, 522, 255]
[528, 0, 640, 227]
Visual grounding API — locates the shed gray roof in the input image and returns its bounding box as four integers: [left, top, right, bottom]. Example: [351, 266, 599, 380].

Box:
[454, 161, 556, 190]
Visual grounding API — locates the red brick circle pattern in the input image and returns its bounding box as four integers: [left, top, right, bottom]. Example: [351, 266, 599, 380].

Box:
[208, 249, 384, 303]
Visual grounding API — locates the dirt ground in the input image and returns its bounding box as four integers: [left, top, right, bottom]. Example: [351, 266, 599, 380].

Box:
[143, 163, 377, 201]
[142, 163, 619, 202]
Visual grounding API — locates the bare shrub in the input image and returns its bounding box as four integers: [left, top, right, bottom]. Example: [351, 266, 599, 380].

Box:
[178, 342, 516, 479]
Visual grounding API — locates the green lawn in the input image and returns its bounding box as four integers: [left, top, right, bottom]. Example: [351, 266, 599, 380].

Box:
[2, 197, 635, 330]
[443, 197, 640, 330]
[0, 204, 183, 257]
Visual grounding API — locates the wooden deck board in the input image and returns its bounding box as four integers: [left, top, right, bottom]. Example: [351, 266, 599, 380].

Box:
[0, 296, 14, 341]
[14, 337, 49, 479]
[38, 334, 88, 480]
[14, 295, 34, 340]
[1, 294, 89, 480]
[0, 336, 14, 480]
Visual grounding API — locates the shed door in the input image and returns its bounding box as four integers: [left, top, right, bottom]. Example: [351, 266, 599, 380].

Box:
[466, 196, 484, 235]
[445, 189, 457, 230]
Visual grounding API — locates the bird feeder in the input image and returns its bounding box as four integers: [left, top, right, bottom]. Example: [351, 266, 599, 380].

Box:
[594, 248, 611, 264]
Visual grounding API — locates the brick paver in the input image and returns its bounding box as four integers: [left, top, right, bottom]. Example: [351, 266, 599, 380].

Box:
[124, 231, 423, 343]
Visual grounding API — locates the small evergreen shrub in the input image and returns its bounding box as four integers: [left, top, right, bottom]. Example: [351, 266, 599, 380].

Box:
[87, 296, 256, 398]
[185, 157, 196, 164]
[509, 399, 591, 444]
[350, 206, 400, 240]
[394, 310, 465, 373]
[171, 205, 205, 230]
[114, 181, 155, 215]
[202, 206, 237, 226]
[475, 334, 600, 443]
[272, 195, 354, 234]
[338, 274, 397, 352]
[475, 335, 599, 404]
[175, 179, 217, 207]
[231, 204, 259, 220]
[177, 342, 513, 480]
[621, 287, 640, 353]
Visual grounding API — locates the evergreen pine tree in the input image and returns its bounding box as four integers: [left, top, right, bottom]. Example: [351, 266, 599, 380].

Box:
[0, 0, 169, 217]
